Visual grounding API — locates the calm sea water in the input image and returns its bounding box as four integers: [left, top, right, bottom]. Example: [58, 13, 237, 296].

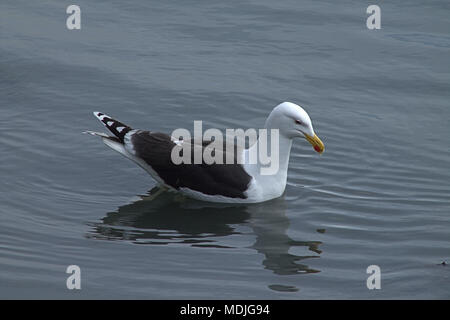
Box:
[1, 0, 449, 299]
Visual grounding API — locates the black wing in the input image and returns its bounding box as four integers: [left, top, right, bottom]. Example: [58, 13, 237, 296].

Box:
[130, 130, 252, 199]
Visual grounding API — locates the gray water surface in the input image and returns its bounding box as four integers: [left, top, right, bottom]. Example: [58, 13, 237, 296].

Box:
[1, 0, 449, 299]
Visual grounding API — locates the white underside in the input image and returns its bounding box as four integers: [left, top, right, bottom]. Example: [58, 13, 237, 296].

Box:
[178, 177, 285, 204]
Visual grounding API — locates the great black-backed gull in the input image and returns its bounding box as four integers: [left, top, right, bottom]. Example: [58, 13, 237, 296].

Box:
[86, 102, 324, 203]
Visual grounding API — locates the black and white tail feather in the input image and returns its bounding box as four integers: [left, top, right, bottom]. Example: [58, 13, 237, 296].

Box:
[84, 112, 139, 164]
[88, 112, 132, 142]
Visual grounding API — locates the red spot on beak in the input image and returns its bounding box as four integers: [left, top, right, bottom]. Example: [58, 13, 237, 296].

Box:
[314, 145, 322, 153]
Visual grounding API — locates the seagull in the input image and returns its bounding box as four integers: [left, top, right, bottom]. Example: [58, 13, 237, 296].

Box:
[86, 102, 324, 203]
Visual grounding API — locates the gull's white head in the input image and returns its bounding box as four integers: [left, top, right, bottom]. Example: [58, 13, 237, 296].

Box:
[265, 102, 325, 153]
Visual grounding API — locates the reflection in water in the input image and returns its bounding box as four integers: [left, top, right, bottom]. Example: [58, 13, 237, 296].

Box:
[250, 200, 321, 276]
[87, 188, 322, 280]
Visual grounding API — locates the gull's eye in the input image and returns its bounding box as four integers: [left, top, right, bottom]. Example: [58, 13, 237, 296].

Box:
[295, 119, 302, 125]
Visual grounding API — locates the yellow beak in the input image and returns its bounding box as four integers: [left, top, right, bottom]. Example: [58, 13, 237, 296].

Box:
[305, 133, 325, 154]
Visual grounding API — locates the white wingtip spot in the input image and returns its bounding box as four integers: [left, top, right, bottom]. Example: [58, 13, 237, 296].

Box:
[117, 126, 125, 133]
[107, 121, 115, 126]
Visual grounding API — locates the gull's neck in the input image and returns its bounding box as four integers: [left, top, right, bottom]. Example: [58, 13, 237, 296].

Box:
[243, 116, 293, 201]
